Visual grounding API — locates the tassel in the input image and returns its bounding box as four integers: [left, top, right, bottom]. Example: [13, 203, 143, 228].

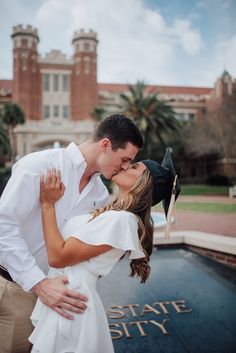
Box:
[165, 175, 178, 238]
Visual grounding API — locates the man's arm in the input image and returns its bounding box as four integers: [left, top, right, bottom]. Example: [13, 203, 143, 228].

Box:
[0, 166, 46, 290]
[0, 158, 88, 320]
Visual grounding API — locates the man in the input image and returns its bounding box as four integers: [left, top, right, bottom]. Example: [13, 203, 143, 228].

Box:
[0, 114, 143, 353]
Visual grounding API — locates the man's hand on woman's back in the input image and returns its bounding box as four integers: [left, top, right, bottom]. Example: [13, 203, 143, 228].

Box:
[32, 276, 88, 320]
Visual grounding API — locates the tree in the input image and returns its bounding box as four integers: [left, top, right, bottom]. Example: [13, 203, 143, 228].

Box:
[183, 84, 236, 160]
[0, 103, 25, 161]
[0, 125, 12, 166]
[91, 107, 107, 121]
[175, 82, 236, 181]
[183, 120, 220, 158]
[211, 101, 236, 159]
[120, 81, 180, 159]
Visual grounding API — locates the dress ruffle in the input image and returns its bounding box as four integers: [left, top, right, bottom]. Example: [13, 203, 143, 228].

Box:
[63, 210, 145, 259]
[29, 267, 114, 353]
[29, 210, 144, 352]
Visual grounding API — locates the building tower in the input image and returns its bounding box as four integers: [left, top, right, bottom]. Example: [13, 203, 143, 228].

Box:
[215, 70, 235, 99]
[12, 25, 41, 120]
[71, 29, 98, 120]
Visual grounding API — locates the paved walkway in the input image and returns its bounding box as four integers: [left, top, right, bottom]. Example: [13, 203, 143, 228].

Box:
[167, 196, 236, 237]
[180, 195, 236, 204]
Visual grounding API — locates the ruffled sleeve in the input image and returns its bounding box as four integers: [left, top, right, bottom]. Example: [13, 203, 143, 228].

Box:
[66, 210, 145, 259]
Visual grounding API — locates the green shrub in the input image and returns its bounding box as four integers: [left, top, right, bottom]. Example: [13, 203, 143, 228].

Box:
[206, 174, 232, 186]
[0, 167, 11, 196]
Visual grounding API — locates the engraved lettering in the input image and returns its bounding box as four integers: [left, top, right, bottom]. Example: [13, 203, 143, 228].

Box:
[110, 324, 123, 339]
[121, 322, 132, 338]
[129, 321, 148, 336]
[109, 306, 125, 319]
[140, 304, 161, 316]
[122, 304, 140, 317]
[171, 300, 192, 313]
[150, 319, 169, 334]
[153, 301, 171, 314]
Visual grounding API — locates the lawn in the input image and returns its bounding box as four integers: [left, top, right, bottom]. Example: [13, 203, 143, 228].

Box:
[175, 202, 236, 213]
[153, 202, 236, 213]
[181, 184, 229, 196]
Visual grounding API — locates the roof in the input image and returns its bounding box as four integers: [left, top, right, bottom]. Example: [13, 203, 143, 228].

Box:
[98, 83, 213, 95]
[0, 80, 213, 96]
[0, 80, 13, 90]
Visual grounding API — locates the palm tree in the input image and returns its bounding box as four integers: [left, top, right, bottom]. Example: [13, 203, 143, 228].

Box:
[0, 103, 25, 161]
[0, 125, 12, 165]
[120, 81, 180, 159]
[91, 107, 107, 121]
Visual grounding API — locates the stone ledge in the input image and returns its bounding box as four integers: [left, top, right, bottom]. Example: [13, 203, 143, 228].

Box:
[154, 231, 236, 256]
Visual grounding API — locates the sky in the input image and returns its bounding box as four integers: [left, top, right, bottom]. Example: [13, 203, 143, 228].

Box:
[0, 0, 236, 87]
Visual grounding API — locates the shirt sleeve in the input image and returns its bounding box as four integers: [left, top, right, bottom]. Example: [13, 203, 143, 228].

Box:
[0, 156, 51, 291]
[68, 210, 145, 259]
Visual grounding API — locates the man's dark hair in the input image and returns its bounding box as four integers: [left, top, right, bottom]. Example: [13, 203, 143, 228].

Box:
[92, 114, 143, 150]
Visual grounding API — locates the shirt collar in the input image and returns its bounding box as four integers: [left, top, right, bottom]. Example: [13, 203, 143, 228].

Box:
[66, 142, 87, 169]
[66, 142, 101, 178]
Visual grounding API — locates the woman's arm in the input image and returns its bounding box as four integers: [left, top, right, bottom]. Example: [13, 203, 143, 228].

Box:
[40, 170, 112, 268]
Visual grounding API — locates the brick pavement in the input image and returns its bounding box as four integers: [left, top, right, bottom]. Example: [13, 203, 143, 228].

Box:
[180, 195, 236, 204]
[169, 196, 236, 237]
[171, 211, 236, 237]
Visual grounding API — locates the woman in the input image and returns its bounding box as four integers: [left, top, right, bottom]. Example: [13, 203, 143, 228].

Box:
[29, 157, 179, 353]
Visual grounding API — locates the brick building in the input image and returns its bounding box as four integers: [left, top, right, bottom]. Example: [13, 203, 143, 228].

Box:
[0, 24, 235, 177]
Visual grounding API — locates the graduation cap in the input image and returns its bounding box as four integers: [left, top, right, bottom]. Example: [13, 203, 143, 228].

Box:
[142, 148, 181, 238]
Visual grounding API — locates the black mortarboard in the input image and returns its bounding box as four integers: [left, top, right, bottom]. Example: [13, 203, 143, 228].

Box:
[142, 147, 181, 222]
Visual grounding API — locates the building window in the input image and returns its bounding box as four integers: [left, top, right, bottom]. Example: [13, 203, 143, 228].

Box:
[23, 142, 27, 155]
[53, 105, 59, 117]
[76, 58, 81, 75]
[189, 113, 195, 121]
[62, 75, 68, 92]
[53, 74, 59, 91]
[21, 53, 28, 71]
[63, 105, 68, 119]
[43, 74, 50, 91]
[84, 57, 90, 74]
[83, 42, 90, 51]
[21, 39, 28, 47]
[43, 105, 50, 119]
[176, 113, 195, 122]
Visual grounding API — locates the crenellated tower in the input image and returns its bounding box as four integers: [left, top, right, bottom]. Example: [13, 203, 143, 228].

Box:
[71, 29, 98, 120]
[12, 25, 41, 120]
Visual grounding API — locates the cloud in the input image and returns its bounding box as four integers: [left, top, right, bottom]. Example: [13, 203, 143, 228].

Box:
[33, 0, 203, 84]
[0, 0, 233, 90]
[216, 35, 236, 75]
[171, 19, 203, 55]
[0, 0, 40, 78]
[221, 0, 232, 9]
[188, 34, 236, 87]
[196, 0, 207, 9]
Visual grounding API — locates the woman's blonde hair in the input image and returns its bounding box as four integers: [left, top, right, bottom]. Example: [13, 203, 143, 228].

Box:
[90, 168, 154, 283]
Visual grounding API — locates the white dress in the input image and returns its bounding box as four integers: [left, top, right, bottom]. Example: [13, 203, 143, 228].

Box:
[29, 210, 145, 353]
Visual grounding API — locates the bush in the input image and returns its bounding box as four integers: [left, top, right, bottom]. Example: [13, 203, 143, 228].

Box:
[0, 167, 11, 196]
[180, 177, 206, 185]
[206, 174, 232, 186]
[100, 176, 113, 194]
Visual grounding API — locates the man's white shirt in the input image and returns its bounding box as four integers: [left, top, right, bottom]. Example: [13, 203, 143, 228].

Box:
[0, 143, 110, 291]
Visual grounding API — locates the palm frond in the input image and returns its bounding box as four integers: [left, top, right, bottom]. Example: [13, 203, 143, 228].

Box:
[119, 81, 178, 157]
